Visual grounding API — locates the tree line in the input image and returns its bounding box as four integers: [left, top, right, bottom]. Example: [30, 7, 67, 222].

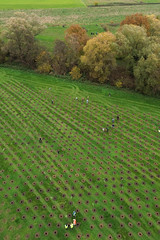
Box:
[0, 12, 160, 96]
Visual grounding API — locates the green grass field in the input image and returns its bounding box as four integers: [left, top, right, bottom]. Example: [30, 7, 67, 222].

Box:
[36, 24, 113, 51]
[0, 0, 159, 9]
[0, 3, 159, 25]
[34, 4, 159, 51]
[0, 0, 86, 9]
[0, 66, 160, 240]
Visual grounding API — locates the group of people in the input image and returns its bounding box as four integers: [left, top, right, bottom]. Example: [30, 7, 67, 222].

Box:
[102, 115, 119, 132]
[76, 96, 89, 104]
[41, 95, 119, 144]
[65, 211, 77, 229]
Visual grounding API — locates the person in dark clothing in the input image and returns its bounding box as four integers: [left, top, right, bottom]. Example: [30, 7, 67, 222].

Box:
[106, 127, 109, 132]
[52, 100, 54, 104]
[57, 150, 60, 154]
[117, 115, 119, 121]
[39, 137, 42, 143]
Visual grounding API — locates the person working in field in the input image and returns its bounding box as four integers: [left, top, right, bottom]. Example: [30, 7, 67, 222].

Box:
[102, 127, 109, 132]
[117, 115, 119, 121]
[39, 137, 42, 143]
[65, 224, 68, 229]
[73, 219, 76, 225]
[70, 223, 74, 229]
[73, 211, 76, 217]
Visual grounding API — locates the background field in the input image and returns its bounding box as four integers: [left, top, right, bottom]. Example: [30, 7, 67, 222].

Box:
[84, 0, 160, 5]
[0, 0, 160, 9]
[0, 66, 160, 240]
[0, 4, 159, 51]
[0, 0, 86, 9]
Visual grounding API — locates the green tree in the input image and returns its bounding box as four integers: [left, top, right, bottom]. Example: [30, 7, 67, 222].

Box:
[81, 32, 116, 83]
[134, 43, 160, 95]
[115, 24, 148, 72]
[146, 14, 160, 37]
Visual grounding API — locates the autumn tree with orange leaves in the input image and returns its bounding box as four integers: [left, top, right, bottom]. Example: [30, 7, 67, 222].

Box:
[120, 13, 150, 35]
[65, 24, 89, 54]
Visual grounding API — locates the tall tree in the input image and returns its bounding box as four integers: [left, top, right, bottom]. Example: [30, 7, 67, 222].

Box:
[134, 42, 160, 95]
[120, 13, 150, 35]
[65, 24, 89, 54]
[115, 24, 148, 72]
[3, 12, 45, 68]
[81, 32, 116, 83]
[52, 40, 68, 75]
[146, 14, 160, 37]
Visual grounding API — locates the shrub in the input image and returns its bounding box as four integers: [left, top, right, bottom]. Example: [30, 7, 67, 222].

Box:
[70, 66, 82, 80]
[37, 63, 52, 74]
[109, 66, 135, 89]
[115, 80, 123, 88]
[36, 50, 52, 73]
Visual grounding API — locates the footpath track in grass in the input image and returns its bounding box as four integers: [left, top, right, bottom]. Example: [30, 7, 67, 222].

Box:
[0, 67, 160, 240]
[84, 0, 160, 6]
